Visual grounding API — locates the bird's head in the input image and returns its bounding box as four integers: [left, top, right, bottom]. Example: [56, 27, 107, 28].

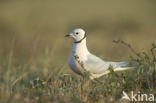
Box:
[65, 28, 86, 43]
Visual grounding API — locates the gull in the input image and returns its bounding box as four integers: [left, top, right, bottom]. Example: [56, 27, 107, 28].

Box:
[65, 28, 134, 79]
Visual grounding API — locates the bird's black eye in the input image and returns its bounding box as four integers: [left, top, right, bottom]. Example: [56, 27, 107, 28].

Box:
[76, 32, 79, 35]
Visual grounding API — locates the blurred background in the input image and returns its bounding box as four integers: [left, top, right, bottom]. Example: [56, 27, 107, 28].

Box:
[0, 0, 156, 67]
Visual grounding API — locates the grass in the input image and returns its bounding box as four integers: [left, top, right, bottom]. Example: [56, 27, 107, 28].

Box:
[0, 41, 155, 103]
[0, 0, 156, 103]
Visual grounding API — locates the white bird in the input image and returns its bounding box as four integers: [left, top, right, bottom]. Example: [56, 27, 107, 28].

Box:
[65, 28, 134, 79]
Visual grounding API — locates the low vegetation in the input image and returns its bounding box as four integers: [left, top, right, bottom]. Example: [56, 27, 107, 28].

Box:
[0, 42, 155, 103]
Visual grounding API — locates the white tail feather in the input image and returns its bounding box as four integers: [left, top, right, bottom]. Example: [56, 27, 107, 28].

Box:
[90, 66, 135, 79]
[114, 66, 135, 72]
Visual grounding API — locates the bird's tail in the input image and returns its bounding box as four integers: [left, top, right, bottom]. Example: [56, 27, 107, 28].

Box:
[114, 66, 136, 72]
[90, 66, 136, 79]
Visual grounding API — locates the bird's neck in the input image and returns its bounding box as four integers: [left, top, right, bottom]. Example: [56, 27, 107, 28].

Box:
[72, 38, 89, 60]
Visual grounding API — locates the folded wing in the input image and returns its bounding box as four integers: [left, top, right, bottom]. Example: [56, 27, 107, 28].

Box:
[83, 54, 130, 74]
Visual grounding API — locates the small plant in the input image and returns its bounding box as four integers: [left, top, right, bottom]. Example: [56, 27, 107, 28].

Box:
[72, 51, 90, 79]
[113, 40, 156, 93]
[30, 77, 47, 89]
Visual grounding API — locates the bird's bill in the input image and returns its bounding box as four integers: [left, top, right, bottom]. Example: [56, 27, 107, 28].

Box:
[65, 33, 72, 37]
[65, 34, 70, 37]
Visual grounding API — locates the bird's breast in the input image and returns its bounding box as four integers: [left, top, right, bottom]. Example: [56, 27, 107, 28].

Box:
[68, 54, 85, 75]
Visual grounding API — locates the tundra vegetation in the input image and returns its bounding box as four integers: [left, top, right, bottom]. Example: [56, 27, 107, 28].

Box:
[0, 0, 156, 103]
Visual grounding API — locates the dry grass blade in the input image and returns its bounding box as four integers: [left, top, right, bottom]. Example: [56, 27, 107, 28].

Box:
[113, 40, 143, 59]
[151, 43, 156, 61]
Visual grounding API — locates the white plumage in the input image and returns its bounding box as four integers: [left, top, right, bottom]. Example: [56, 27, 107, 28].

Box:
[65, 28, 134, 79]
